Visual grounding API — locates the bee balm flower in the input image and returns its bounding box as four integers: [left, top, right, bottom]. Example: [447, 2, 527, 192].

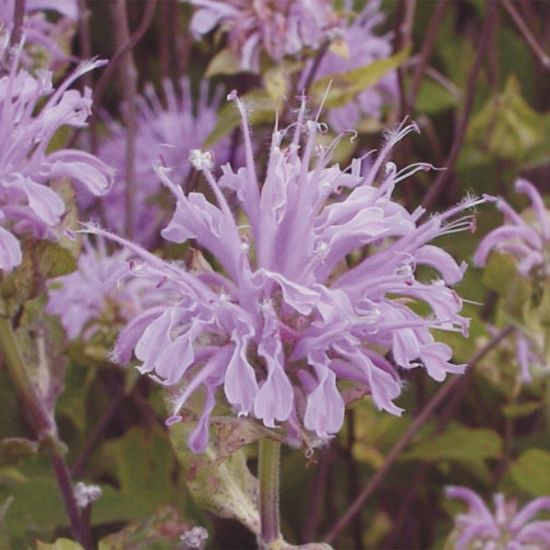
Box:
[85, 79, 229, 245]
[474, 179, 549, 276]
[0, 44, 113, 272]
[90, 93, 483, 452]
[186, 0, 341, 72]
[446, 486, 550, 549]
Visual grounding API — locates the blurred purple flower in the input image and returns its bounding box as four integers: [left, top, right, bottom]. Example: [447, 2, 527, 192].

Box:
[0, 44, 113, 272]
[89, 93, 483, 453]
[186, 0, 341, 72]
[475, 179, 549, 384]
[474, 179, 549, 277]
[302, 0, 398, 132]
[85, 79, 229, 245]
[447, 486, 550, 549]
[47, 237, 159, 341]
[0, 0, 78, 68]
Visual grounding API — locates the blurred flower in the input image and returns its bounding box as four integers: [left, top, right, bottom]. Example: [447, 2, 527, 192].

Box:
[89, 92, 483, 453]
[482, 325, 549, 385]
[474, 179, 549, 384]
[474, 179, 549, 277]
[86, 79, 229, 245]
[186, 0, 341, 72]
[303, 0, 398, 132]
[0, 0, 78, 68]
[0, 42, 113, 272]
[446, 486, 550, 549]
[47, 238, 158, 341]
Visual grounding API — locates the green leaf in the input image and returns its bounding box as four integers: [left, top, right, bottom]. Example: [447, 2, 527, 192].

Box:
[466, 75, 546, 164]
[210, 417, 275, 462]
[0, 477, 68, 540]
[203, 89, 276, 148]
[36, 539, 84, 550]
[100, 427, 176, 515]
[0, 439, 38, 467]
[205, 48, 242, 78]
[98, 506, 190, 550]
[169, 421, 260, 535]
[401, 424, 502, 464]
[502, 401, 543, 419]
[34, 241, 77, 279]
[309, 47, 410, 108]
[263, 65, 288, 101]
[0, 497, 13, 550]
[510, 449, 550, 497]
[415, 79, 459, 114]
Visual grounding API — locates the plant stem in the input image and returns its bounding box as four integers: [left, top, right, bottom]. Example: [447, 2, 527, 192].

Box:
[258, 437, 282, 548]
[0, 317, 92, 549]
[0, 317, 53, 437]
[9, 0, 26, 48]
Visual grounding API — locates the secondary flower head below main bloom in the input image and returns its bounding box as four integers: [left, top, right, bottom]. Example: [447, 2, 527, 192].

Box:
[0, 37, 113, 272]
[446, 486, 550, 549]
[91, 92, 485, 453]
[47, 237, 160, 341]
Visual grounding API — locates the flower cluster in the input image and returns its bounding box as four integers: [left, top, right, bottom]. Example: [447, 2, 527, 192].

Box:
[475, 179, 549, 383]
[474, 179, 549, 277]
[447, 486, 550, 549]
[85, 79, 228, 245]
[0, 41, 113, 272]
[93, 93, 481, 453]
[0, 0, 78, 68]
[303, 0, 398, 132]
[186, 0, 341, 72]
[47, 238, 153, 341]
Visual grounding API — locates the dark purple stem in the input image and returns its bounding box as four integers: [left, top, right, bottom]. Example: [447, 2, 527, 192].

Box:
[50, 453, 92, 549]
[9, 0, 26, 47]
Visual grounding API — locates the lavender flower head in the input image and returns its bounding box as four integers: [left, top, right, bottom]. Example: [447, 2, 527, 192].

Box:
[0, 1, 78, 68]
[47, 238, 153, 341]
[0, 40, 113, 272]
[91, 92, 484, 453]
[302, 0, 398, 132]
[474, 179, 549, 383]
[186, 0, 341, 72]
[85, 79, 229, 245]
[447, 486, 550, 549]
[474, 179, 549, 277]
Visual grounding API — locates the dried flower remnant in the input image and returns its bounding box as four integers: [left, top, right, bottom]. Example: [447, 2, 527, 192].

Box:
[186, 0, 341, 72]
[93, 92, 483, 453]
[302, 0, 398, 132]
[73, 481, 102, 509]
[0, 42, 113, 273]
[180, 526, 208, 550]
[0, 0, 78, 68]
[446, 486, 550, 549]
[85, 79, 229, 245]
